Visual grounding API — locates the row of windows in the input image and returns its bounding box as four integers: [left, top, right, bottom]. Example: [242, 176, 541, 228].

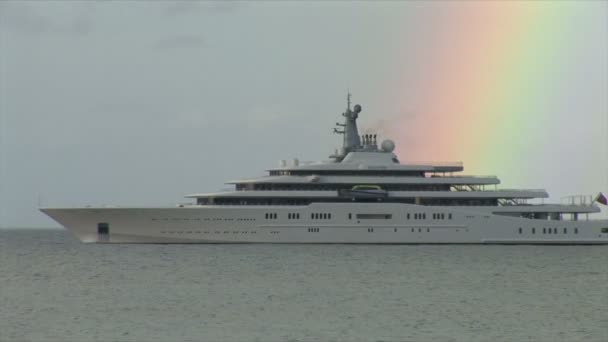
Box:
[152, 217, 255, 222]
[159, 227, 474, 235]
[358, 214, 392, 220]
[363, 227, 466, 233]
[152, 212, 462, 222]
[198, 198, 500, 206]
[518, 227, 579, 235]
[161, 230, 258, 235]
[311, 213, 332, 220]
[406, 213, 454, 220]
[411, 213, 425, 220]
[240, 184, 449, 192]
[265, 213, 278, 219]
[268, 170, 424, 176]
[432, 213, 452, 220]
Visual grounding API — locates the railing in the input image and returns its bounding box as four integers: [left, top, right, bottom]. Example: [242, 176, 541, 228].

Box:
[431, 174, 498, 178]
[404, 161, 464, 167]
[496, 188, 547, 192]
[561, 195, 595, 206]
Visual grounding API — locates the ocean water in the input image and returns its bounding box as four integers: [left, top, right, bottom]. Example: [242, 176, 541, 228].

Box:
[1, 229, 607, 342]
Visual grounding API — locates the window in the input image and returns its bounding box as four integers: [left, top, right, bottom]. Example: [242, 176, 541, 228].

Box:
[265, 213, 269, 219]
[564, 228, 567, 234]
[311, 213, 314, 219]
[602, 228, 608, 233]
[288, 213, 292, 219]
[407, 213, 410, 220]
[553, 228, 557, 234]
[543, 228, 546, 234]
[423, 213, 426, 220]
[348, 213, 352, 220]
[574, 228, 578, 234]
[518, 228, 522, 234]
[532, 228, 536, 234]
[97, 222, 110, 237]
[448, 213, 452, 220]
[356, 214, 392, 220]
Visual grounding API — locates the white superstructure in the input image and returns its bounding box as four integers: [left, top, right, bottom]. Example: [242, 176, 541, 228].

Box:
[41, 95, 608, 244]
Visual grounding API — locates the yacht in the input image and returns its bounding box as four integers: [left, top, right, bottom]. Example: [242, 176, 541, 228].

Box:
[41, 95, 608, 244]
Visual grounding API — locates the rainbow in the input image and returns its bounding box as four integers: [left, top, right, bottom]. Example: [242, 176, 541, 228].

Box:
[382, 1, 605, 189]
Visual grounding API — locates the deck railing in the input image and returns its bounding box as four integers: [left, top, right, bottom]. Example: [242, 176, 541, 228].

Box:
[404, 161, 464, 167]
[561, 195, 595, 206]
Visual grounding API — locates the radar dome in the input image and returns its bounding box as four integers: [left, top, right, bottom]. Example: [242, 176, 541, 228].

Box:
[353, 104, 362, 113]
[381, 139, 395, 152]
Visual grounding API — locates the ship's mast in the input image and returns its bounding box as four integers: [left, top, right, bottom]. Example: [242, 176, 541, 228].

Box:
[339, 92, 361, 153]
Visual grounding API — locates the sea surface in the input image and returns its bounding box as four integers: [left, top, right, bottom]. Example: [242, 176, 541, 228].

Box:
[1, 229, 607, 342]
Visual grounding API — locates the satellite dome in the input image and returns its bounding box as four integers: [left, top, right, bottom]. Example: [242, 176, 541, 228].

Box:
[381, 139, 395, 152]
[353, 104, 362, 113]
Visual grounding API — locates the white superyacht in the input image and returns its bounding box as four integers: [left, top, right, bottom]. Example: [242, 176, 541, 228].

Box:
[42, 96, 608, 244]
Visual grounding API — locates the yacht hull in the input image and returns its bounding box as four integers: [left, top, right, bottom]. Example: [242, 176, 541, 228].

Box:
[41, 203, 608, 244]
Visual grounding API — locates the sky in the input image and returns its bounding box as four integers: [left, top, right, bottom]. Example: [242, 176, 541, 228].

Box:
[1, 1, 607, 228]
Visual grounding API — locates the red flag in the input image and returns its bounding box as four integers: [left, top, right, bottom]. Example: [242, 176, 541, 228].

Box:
[595, 192, 607, 206]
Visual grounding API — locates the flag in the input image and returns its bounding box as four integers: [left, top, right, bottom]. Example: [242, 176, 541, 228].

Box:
[595, 192, 607, 206]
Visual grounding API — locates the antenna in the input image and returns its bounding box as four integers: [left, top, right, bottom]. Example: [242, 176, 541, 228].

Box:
[347, 91, 351, 111]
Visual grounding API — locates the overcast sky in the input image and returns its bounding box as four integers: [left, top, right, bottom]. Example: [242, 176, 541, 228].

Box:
[1, 1, 606, 228]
